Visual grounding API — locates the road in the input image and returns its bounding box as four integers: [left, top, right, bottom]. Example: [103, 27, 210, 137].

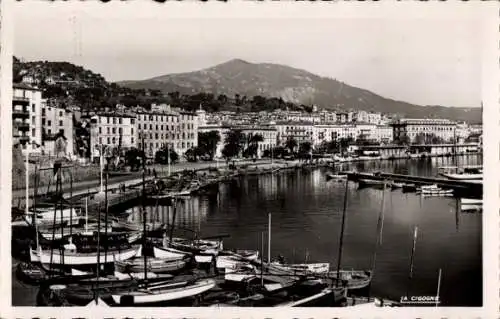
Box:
[12, 159, 278, 200]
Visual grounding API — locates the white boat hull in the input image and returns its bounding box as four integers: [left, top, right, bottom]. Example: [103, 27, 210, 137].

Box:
[153, 246, 190, 259]
[30, 246, 140, 265]
[440, 173, 482, 181]
[110, 279, 216, 305]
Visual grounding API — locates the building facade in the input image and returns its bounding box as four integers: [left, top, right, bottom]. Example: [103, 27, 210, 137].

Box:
[391, 118, 457, 144]
[13, 84, 43, 154]
[41, 100, 75, 157]
[89, 112, 137, 162]
[275, 122, 314, 145]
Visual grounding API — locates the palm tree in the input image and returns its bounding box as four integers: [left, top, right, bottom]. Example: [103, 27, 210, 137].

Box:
[285, 137, 298, 154]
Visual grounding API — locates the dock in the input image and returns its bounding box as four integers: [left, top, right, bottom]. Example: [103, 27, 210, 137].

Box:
[346, 172, 482, 198]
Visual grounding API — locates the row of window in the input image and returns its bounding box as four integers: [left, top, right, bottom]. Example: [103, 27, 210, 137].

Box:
[99, 126, 132, 135]
[137, 114, 195, 122]
[99, 136, 135, 145]
[99, 117, 135, 125]
[40, 118, 65, 127]
[137, 123, 195, 130]
[138, 132, 196, 140]
[139, 141, 193, 150]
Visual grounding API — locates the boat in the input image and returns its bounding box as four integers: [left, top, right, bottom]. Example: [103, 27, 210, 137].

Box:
[270, 262, 330, 276]
[29, 245, 141, 265]
[111, 218, 164, 233]
[216, 250, 260, 270]
[326, 173, 347, 181]
[439, 166, 483, 181]
[115, 256, 189, 274]
[417, 187, 453, 196]
[460, 198, 483, 212]
[327, 270, 372, 290]
[357, 179, 388, 190]
[164, 237, 223, 264]
[13, 207, 82, 228]
[109, 278, 217, 306]
[389, 182, 404, 190]
[346, 296, 401, 307]
[153, 245, 192, 259]
[402, 183, 417, 193]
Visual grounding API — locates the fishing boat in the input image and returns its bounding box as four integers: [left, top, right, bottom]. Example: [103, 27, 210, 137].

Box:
[439, 166, 483, 181]
[270, 262, 330, 276]
[111, 218, 164, 233]
[115, 256, 189, 274]
[29, 244, 141, 265]
[216, 250, 260, 271]
[164, 237, 223, 264]
[460, 198, 483, 212]
[326, 173, 347, 181]
[109, 278, 217, 306]
[13, 207, 82, 228]
[327, 270, 372, 290]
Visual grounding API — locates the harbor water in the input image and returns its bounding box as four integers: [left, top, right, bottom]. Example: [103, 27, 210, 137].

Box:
[12, 155, 482, 306]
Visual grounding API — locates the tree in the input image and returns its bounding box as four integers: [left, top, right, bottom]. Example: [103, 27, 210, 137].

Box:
[155, 146, 179, 165]
[124, 148, 144, 171]
[197, 130, 221, 160]
[54, 132, 68, 158]
[285, 137, 298, 154]
[184, 147, 198, 162]
[222, 129, 245, 160]
[244, 133, 264, 158]
[298, 141, 313, 160]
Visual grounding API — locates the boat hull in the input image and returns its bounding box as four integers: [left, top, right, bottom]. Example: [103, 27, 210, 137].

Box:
[30, 245, 140, 265]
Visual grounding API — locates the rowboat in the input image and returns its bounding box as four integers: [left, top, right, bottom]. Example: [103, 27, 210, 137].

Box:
[29, 245, 141, 266]
[270, 262, 330, 275]
[115, 256, 188, 274]
[164, 237, 223, 264]
[327, 270, 372, 290]
[357, 179, 387, 190]
[109, 278, 216, 306]
[216, 250, 260, 270]
[13, 208, 82, 228]
[460, 198, 483, 212]
[153, 245, 192, 259]
[326, 173, 347, 181]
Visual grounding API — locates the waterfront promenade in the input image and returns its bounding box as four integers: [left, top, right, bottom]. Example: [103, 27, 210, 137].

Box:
[11, 159, 280, 201]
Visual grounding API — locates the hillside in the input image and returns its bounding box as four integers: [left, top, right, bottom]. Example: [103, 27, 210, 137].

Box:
[119, 59, 481, 123]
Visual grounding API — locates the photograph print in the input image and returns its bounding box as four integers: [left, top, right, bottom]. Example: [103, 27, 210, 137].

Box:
[8, 1, 490, 311]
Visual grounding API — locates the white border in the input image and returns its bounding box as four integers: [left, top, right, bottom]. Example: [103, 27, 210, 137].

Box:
[1, 1, 498, 318]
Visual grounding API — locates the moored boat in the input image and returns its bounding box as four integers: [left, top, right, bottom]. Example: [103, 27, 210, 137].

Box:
[460, 198, 483, 212]
[29, 245, 141, 265]
[326, 270, 372, 290]
[115, 256, 188, 274]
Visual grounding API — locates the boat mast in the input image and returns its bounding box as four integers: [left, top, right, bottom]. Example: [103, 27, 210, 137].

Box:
[102, 160, 109, 264]
[406, 226, 418, 297]
[141, 136, 148, 286]
[368, 180, 386, 296]
[268, 213, 271, 263]
[435, 268, 442, 307]
[335, 177, 349, 287]
[33, 161, 39, 252]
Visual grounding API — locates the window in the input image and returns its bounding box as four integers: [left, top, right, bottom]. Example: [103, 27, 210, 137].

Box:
[99, 127, 102, 134]
[131, 128, 134, 135]
[107, 137, 110, 144]
[42, 119, 45, 125]
[48, 129, 52, 135]
[155, 133, 159, 139]
[131, 137, 134, 144]
[32, 129, 36, 137]
[48, 120, 52, 126]
[119, 118, 122, 124]
[112, 137, 116, 144]
[32, 104, 35, 112]
[107, 127, 110, 134]
[161, 125, 163, 130]
[99, 137, 102, 144]
[156, 125, 159, 130]
[32, 116, 35, 125]
[59, 111, 63, 117]
[131, 119, 135, 124]
[119, 127, 122, 134]
[59, 120, 63, 126]
[112, 127, 116, 134]
[113, 118, 116, 124]
[150, 124, 152, 130]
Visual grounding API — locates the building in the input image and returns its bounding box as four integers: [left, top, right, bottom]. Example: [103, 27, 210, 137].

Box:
[275, 122, 314, 145]
[41, 100, 75, 157]
[12, 84, 43, 154]
[136, 105, 198, 160]
[391, 118, 457, 144]
[373, 125, 393, 143]
[198, 124, 231, 159]
[89, 112, 137, 162]
[239, 125, 278, 158]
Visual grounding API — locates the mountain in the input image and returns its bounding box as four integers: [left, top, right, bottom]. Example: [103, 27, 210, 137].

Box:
[118, 59, 481, 123]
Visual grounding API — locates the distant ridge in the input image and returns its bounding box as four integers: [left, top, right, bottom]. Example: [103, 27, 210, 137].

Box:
[118, 59, 481, 123]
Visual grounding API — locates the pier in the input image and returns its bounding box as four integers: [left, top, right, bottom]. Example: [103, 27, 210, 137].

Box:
[346, 171, 482, 198]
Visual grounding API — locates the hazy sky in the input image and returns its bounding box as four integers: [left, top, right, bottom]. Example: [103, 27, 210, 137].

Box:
[13, 2, 489, 108]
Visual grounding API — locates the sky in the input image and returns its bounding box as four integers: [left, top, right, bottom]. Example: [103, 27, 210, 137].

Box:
[12, 2, 490, 108]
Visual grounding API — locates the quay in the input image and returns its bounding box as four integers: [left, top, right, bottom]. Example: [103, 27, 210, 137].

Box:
[346, 171, 482, 198]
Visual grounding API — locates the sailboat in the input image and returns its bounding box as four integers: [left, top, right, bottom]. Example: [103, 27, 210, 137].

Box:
[103, 139, 217, 306]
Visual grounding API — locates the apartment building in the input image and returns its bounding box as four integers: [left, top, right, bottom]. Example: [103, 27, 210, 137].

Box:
[391, 118, 457, 144]
[12, 83, 43, 154]
[275, 122, 314, 145]
[89, 112, 137, 162]
[41, 100, 75, 157]
[239, 125, 278, 158]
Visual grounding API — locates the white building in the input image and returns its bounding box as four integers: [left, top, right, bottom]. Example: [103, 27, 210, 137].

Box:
[391, 118, 457, 144]
[41, 100, 75, 157]
[275, 122, 314, 145]
[13, 83, 43, 154]
[89, 112, 137, 162]
[239, 126, 278, 158]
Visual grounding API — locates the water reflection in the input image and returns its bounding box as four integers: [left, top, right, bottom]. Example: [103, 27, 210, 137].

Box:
[122, 155, 482, 306]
